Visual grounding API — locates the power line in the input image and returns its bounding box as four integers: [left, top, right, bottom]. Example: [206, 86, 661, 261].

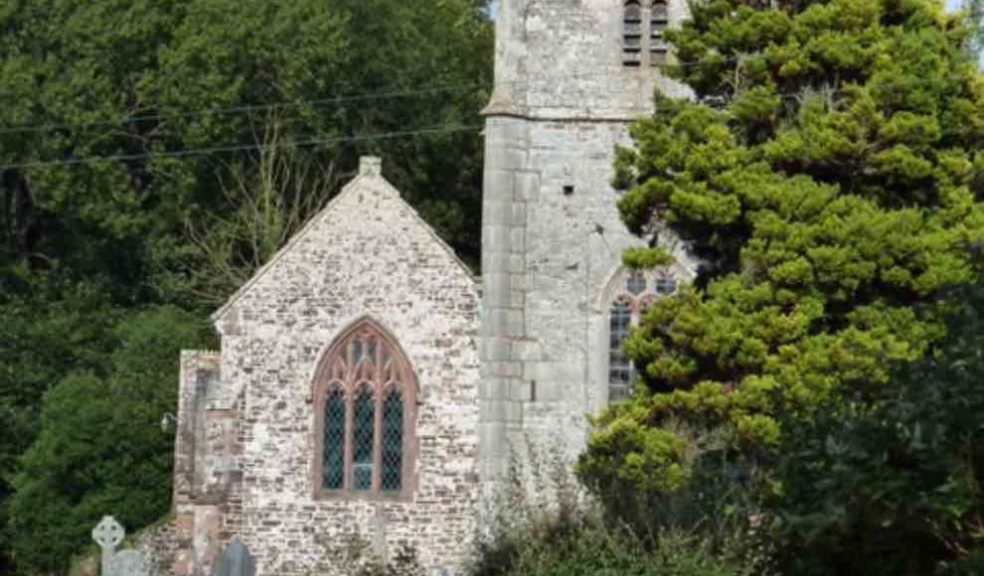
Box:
[0, 124, 481, 171]
[0, 83, 489, 136]
[0, 66, 730, 137]
[0, 63, 970, 169]
[0, 60, 965, 137]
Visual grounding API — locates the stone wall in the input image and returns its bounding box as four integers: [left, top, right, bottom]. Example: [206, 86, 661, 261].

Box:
[134, 520, 178, 576]
[180, 158, 482, 575]
[479, 0, 697, 483]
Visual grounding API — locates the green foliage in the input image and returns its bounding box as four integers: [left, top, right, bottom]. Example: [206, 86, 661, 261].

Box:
[6, 307, 212, 574]
[470, 512, 752, 576]
[584, 0, 984, 512]
[0, 1, 491, 570]
[763, 280, 984, 575]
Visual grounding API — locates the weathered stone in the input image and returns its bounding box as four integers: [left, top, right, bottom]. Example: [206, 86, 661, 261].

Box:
[173, 158, 480, 575]
[93, 516, 125, 551]
[172, 2, 702, 574]
[110, 550, 146, 576]
[211, 540, 255, 576]
[93, 516, 125, 576]
[478, 0, 698, 485]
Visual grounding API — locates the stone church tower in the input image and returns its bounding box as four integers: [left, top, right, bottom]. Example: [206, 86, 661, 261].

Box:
[478, 0, 692, 480]
[170, 2, 694, 574]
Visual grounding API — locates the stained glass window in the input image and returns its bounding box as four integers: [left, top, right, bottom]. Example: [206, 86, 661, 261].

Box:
[314, 319, 415, 497]
[322, 388, 346, 490]
[608, 269, 679, 402]
[352, 387, 375, 491]
[655, 274, 677, 295]
[609, 300, 635, 402]
[381, 390, 404, 492]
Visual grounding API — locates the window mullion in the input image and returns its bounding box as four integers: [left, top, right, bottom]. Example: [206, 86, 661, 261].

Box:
[343, 384, 353, 491]
[372, 384, 383, 493]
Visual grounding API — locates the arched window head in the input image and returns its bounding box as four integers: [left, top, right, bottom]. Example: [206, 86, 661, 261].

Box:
[607, 269, 679, 402]
[312, 319, 416, 499]
[623, 1, 643, 67]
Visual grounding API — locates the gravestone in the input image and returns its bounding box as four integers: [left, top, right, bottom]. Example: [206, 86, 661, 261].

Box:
[111, 550, 146, 576]
[92, 516, 125, 576]
[211, 539, 255, 576]
[90, 516, 147, 576]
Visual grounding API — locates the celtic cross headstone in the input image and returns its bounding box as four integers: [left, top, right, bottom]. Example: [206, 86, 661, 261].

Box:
[91, 516, 147, 576]
[92, 516, 125, 576]
[111, 550, 146, 576]
[211, 539, 255, 576]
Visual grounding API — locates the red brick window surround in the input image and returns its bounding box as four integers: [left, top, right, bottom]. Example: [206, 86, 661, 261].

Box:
[311, 319, 417, 500]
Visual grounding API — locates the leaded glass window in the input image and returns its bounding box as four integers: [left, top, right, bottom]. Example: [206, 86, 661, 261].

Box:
[322, 386, 346, 490]
[352, 386, 375, 491]
[607, 269, 679, 402]
[313, 319, 416, 498]
[609, 299, 635, 402]
[381, 390, 404, 492]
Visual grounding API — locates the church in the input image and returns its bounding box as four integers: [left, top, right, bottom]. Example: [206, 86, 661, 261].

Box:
[170, 0, 695, 573]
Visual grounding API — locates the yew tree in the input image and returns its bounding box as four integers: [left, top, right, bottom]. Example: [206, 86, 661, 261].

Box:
[581, 0, 984, 500]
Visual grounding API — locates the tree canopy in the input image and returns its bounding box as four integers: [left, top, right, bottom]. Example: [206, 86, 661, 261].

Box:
[581, 0, 984, 520]
[0, 1, 491, 571]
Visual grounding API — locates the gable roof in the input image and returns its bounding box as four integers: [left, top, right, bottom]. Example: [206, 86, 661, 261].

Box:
[210, 156, 477, 325]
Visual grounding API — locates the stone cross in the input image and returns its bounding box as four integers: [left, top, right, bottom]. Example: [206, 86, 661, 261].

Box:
[211, 539, 255, 576]
[91, 516, 147, 576]
[92, 516, 125, 576]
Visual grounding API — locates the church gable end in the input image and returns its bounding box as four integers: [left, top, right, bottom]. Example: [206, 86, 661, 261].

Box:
[212, 156, 476, 335]
[177, 157, 481, 575]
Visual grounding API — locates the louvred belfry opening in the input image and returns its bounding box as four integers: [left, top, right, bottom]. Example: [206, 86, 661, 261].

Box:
[312, 318, 416, 498]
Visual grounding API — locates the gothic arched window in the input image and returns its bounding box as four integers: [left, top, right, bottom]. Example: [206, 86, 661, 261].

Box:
[623, 1, 643, 67]
[312, 319, 415, 498]
[607, 270, 678, 402]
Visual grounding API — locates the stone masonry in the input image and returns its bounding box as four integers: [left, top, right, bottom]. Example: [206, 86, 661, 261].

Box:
[478, 0, 695, 481]
[175, 158, 481, 575]
[173, 1, 698, 573]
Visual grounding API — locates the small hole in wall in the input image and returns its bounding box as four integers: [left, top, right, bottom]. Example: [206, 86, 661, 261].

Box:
[562, 185, 575, 196]
[530, 380, 537, 402]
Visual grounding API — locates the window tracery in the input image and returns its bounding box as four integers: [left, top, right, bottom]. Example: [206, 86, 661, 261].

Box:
[607, 270, 678, 402]
[313, 319, 415, 498]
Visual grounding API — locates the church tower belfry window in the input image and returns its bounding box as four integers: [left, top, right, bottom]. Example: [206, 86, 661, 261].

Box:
[622, 1, 643, 67]
[312, 318, 416, 499]
[607, 270, 678, 402]
[623, 1, 672, 68]
[650, 1, 669, 66]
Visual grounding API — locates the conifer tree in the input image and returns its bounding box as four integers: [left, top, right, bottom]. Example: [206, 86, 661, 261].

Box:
[580, 0, 984, 503]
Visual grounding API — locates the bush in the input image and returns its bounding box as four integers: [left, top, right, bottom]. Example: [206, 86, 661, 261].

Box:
[470, 509, 760, 576]
[7, 306, 212, 574]
[763, 282, 984, 575]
